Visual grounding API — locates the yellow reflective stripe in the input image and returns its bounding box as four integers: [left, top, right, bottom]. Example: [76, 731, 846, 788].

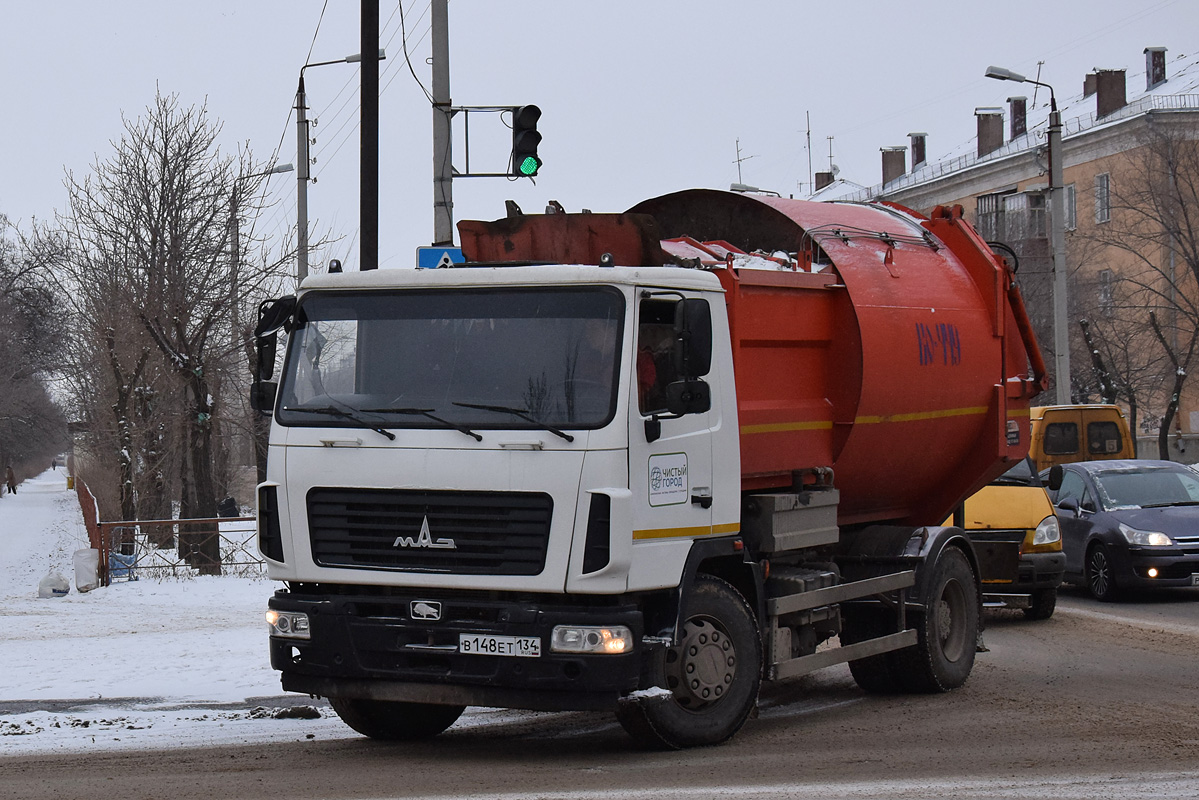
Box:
[633, 522, 741, 541]
[1007, 408, 1031, 418]
[854, 406, 988, 425]
[740, 420, 834, 435]
[742, 405, 991, 435]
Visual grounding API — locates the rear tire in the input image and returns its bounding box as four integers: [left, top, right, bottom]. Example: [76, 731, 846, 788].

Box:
[1023, 587, 1057, 620]
[1086, 543, 1120, 601]
[329, 698, 465, 740]
[892, 546, 978, 693]
[616, 575, 761, 749]
[841, 608, 902, 694]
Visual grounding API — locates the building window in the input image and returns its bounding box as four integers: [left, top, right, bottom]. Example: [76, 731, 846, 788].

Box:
[1095, 173, 1111, 224]
[1065, 183, 1077, 231]
[1098, 269, 1114, 317]
[1000, 192, 1046, 240]
[976, 192, 1012, 240]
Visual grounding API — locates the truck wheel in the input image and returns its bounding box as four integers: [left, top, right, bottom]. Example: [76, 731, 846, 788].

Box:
[893, 546, 978, 693]
[616, 575, 761, 749]
[841, 609, 901, 694]
[1023, 587, 1057, 620]
[329, 698, 465, 740]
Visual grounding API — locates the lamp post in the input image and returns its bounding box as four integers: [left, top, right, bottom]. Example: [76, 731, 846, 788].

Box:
[986, 65, 1071, 404]
[295, 49, 386, 282]
[231, 163, 294, 348]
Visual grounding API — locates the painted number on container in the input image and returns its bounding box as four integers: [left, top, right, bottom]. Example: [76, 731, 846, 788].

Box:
[916, 322, 962, 366]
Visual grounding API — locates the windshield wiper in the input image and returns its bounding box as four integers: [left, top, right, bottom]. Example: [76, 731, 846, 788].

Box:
[362, 406, 483, 442]
[283, 405, 396, 441]
[452, 401, 575, 442]
[1141, 500, 1199, 508]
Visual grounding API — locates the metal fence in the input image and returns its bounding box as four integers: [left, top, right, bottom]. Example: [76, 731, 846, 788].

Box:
[95, 516, 264, 583]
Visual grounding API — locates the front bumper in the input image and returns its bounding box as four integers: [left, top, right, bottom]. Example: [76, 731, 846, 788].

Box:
[269, 588, 646, 711]
[1116, 547, 1199, 589]
[982, 550, 1065, 601]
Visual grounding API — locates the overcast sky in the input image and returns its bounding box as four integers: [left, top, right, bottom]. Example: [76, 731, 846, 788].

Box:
[1, 1, 1192, 275]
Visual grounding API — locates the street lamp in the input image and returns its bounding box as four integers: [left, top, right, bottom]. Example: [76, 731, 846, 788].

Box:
[231, 162, 295, 347]
[295, 49, 386, 283]
[986, 65, 1072, 404]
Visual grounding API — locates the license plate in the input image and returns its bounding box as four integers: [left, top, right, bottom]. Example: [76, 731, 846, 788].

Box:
[1191, 574, 1199, 587]
[459, 634, 541, 658]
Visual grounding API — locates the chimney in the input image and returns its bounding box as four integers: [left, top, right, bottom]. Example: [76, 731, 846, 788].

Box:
[975, 108, 1004, 158]
[881, 146, 906, 185]
[1145, 46, 1167, 90]
[814, 171, 834, 191]
[909, 132, 927, 170]
[1084, 73, 1098, 98]
[1008, 96, 1027, 140]
[1096, 69, 1127, 117]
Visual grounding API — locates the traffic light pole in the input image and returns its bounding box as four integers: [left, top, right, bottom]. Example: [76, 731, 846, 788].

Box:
[431, 0, 454, 245]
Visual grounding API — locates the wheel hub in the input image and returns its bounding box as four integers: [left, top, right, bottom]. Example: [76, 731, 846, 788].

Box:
[665, 617, 736, 709]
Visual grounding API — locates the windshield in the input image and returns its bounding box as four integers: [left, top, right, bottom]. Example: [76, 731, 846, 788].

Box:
[1093, 467, 1199, 510]
[990, 458, 1039, 487]
[276, 287, 625, 432]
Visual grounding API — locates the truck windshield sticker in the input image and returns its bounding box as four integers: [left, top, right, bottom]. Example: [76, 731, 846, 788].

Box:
[649, 453, 689, 506]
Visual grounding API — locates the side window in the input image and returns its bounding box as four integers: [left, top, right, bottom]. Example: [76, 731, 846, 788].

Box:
[1095, 173, 1111, 224]
[1043, 422, 1079, 455]
[1056, 470, 1086, 506]
[1087, 421, 1124, 455]
[637, 299, 678, 415]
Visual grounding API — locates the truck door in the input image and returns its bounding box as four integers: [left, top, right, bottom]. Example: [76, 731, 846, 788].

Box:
[627, 295, 714, 561]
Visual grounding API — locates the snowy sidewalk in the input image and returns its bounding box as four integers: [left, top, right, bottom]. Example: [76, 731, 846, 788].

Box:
[0, 469, 349, 754]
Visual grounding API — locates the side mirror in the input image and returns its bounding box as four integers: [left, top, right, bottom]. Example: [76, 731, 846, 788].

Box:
[673, 298, 712, 378]
[665, 380, 711, 416]
[1056, 497, 1079, 515]
[256, 333, 278, 381]
[1047, 465, 1064, 492]
[250, 381, 278, 414]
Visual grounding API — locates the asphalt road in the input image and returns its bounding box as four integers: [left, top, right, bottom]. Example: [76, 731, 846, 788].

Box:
[4, 589, 1199, 800]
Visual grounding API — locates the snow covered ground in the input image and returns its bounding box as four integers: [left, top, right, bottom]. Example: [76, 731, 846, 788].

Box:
[0, 467, 352, 754]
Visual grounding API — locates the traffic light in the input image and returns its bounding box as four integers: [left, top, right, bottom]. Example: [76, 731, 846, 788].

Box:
[511, 105, 542, 177]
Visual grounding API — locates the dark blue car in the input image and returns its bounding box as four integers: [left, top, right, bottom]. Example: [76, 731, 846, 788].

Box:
[1045, 459, 1199, 601]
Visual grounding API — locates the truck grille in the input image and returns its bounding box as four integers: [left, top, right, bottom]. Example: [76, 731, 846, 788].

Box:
[307, 488, 553, 575]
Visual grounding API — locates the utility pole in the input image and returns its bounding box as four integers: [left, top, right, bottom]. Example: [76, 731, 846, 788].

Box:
[295, 77, 310, 283]
[431, 0, 453, 245]
[361, 0, 380, 270]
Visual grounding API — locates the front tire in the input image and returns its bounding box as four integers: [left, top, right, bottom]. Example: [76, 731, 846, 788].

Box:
[616, 575, 761, 749]
[1086, 543, 1119, 601]
[892, 546, 978, 693]
[329, 698, 465, 740]
[1023, 587, 1057, 620]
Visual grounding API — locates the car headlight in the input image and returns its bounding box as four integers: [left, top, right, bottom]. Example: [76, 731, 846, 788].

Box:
[1117, 523, 1173, 547]
[266, 609, 311, 639]
[551, 625, 633, 654]
[1032, 515, 1060, 546]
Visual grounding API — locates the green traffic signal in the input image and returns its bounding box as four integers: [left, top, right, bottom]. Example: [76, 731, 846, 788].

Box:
[511, 105, 542, 177]
[517, 154, 542, 176]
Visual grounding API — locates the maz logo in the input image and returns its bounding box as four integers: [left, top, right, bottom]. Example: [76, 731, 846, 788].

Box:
[393, 515, 456, 550]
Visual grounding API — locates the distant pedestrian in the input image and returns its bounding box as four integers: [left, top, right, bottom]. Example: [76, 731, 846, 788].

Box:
[51, 458, 57, 471]
[5, 465, 16, 495]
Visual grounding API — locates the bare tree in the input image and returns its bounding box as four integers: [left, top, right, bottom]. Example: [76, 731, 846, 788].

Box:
[41, 92, 293, 571]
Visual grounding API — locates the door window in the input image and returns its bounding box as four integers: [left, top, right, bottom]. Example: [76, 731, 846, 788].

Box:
[1043, 422, 1079, 455]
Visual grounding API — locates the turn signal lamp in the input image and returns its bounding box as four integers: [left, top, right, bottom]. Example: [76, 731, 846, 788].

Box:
[551, 625, 633, 654]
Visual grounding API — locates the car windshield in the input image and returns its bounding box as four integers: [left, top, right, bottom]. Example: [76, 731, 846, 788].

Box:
[276, 287, 625, 432]
[1092, 467, 1199, 510]
[991, 459, 1038, 487]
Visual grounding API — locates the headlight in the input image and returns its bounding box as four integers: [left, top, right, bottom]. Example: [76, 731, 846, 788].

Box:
[1032, 515, 1060, 546]
[1117, 523, 1173, 547]
[266, 609, 311, 639]
[551, 625, 633, 654]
